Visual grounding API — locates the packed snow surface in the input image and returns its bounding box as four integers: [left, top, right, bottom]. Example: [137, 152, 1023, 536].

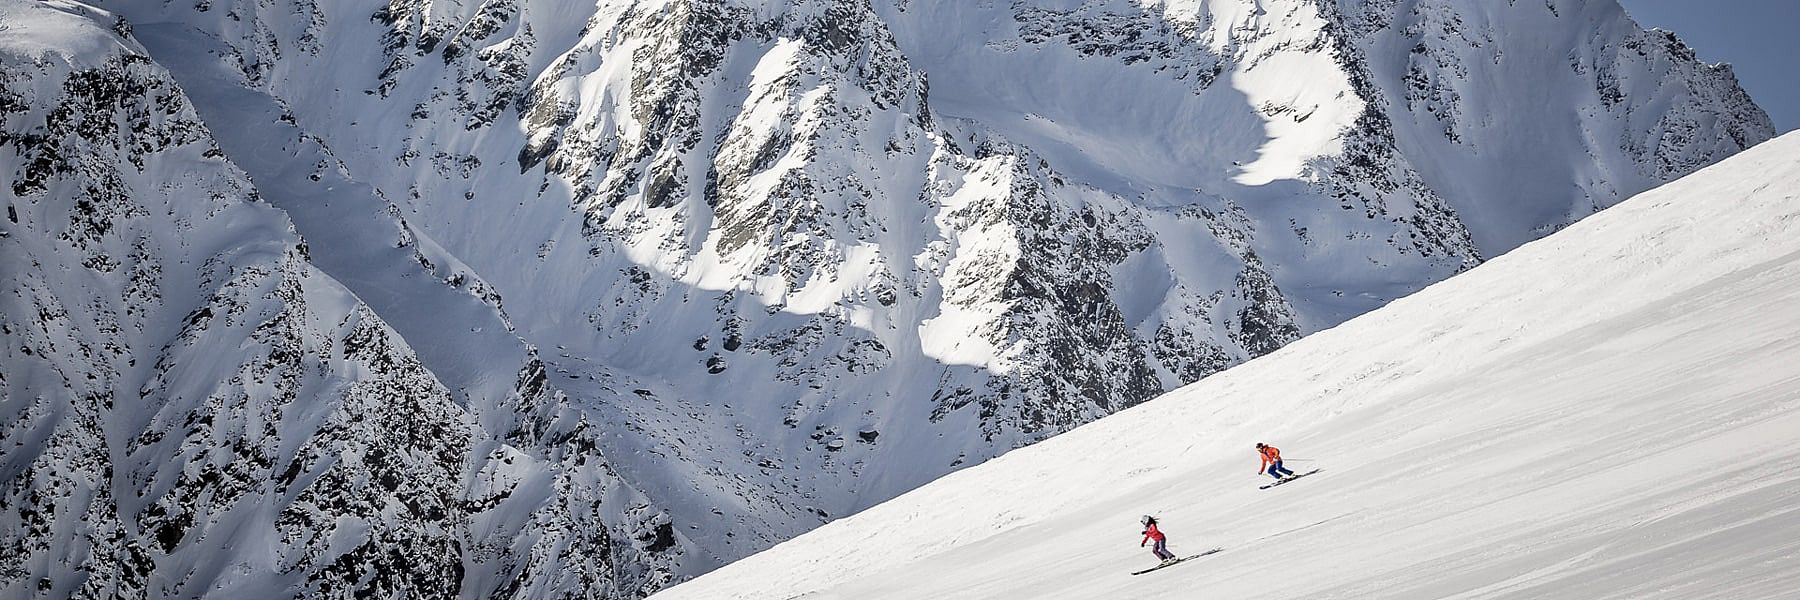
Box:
[655, 132, 1800, 599]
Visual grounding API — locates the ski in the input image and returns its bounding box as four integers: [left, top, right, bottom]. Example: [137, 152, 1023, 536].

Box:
[1130, 547, 1223, 575]
[1259, 468, 1323, 489]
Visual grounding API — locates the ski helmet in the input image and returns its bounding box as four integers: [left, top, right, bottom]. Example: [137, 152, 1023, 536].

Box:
[1141, 515, 1153, 525]
[1255, 442, 1265, 449]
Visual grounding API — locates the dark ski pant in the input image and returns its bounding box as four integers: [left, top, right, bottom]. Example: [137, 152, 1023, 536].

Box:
[1266, 460, 1295, 480]
[1150, 537, 1173, 560]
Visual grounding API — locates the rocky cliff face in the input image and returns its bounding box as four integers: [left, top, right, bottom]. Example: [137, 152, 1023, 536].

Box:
[5, 0, 1775, 596]
[0, 2, 685, 597]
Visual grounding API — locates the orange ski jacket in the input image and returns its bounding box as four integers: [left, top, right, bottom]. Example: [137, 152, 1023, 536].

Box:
[1258, 445, 1282, 469]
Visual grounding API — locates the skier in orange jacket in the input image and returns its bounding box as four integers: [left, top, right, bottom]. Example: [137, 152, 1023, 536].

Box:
[1256, 442, 1296, 481]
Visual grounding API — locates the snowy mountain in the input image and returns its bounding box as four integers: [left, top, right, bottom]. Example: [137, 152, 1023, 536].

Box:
[653, 129, 1800, 600]
[2, 0, 1777, 596]
[0, 2, 689, 597]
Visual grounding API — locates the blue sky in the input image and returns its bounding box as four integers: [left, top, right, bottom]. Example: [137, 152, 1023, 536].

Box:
[1616, 0, 1799, 132]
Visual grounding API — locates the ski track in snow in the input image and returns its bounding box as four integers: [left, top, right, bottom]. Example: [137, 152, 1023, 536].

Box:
[654, 132, 1800, 599]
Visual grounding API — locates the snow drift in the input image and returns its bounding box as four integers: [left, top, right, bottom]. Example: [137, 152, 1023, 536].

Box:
[655, 131, 1800, 599]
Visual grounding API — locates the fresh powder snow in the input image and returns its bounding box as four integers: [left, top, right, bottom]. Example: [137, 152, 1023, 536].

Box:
[653, 131, 1800, 599]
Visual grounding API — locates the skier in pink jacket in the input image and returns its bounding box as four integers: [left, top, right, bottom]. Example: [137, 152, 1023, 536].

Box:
[1140, 515, 1176, 564]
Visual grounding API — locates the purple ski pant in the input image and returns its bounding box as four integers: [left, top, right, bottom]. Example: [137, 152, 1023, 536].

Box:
[1150, 537, 1174, 560]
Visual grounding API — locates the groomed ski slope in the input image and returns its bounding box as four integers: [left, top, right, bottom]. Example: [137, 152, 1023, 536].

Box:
[655, 132, 1800, 600]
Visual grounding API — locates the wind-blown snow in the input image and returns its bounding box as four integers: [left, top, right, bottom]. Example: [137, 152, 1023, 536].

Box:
[654, 131, 1800, 599]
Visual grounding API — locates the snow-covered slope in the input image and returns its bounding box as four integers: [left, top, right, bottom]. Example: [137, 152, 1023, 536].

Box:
[0, 2, 689, 596]
[654, 131, 1800, 599]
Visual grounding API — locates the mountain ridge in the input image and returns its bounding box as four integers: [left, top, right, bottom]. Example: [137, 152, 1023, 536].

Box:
[1, 2, 689, 596]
